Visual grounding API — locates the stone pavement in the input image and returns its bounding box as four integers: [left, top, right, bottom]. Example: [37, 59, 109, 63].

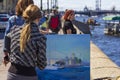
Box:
[91, 42, 120, 80]
[0, 63, 10, 80]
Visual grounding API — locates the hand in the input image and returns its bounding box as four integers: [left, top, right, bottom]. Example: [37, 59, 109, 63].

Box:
[3, 59, 9, 66]
[4, 52, 8, 56]
[3, 55, 9, 66]
[40, 30, 49, 34]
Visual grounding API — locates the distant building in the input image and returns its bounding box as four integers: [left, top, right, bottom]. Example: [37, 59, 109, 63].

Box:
[95, 0, 101, 11]
[0, 1, 3, 11]
[84, 6, 89, 11]
[112, 6, 116, 11]
[0, 0, 17, 13]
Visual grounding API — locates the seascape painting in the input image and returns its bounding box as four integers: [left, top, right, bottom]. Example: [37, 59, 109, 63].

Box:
[36, 34, 90, 80]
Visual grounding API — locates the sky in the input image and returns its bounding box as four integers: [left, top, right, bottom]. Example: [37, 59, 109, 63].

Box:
[33, 0, 120, 11]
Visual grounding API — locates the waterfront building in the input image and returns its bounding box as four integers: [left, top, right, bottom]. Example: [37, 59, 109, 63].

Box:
[0, 0, 17, 13]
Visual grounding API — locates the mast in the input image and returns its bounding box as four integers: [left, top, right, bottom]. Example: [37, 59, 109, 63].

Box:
[40, 0, 43, 10]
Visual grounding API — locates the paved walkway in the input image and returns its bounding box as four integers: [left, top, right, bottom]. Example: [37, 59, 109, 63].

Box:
[91, 42, 120, 80]
[0, 63, 10, 80]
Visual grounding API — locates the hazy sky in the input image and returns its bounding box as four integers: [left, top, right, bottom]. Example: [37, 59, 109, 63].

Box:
[33, 0, 120, 11]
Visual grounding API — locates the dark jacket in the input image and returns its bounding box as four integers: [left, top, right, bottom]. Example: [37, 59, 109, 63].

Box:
[63, 20, 76, 34]
[6, 23, 47, 76]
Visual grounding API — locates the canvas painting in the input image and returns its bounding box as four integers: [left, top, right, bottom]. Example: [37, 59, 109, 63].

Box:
[36, 34, 90, 80]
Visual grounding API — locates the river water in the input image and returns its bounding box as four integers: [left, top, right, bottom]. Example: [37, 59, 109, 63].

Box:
[76, 15, 120, 67]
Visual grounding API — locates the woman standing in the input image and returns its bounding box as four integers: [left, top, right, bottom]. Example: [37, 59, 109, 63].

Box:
[3, 0, 34, 63]
[5, 4, 47, 80]
[63, 10, 76, 34]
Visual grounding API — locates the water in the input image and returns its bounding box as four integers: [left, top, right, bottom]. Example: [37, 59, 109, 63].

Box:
[75, 15, 120, 67]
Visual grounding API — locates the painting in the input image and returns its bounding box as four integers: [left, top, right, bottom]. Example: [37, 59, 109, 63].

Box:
[36, 34, 90, 80]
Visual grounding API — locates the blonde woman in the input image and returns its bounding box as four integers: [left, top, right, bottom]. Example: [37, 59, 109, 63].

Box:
[6, 4, 47, 80]
[3, 0, 34, 66]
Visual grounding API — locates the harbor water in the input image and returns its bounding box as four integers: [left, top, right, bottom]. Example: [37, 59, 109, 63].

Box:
[76, 15, 120, 67]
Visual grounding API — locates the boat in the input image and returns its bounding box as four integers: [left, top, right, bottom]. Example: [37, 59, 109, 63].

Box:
[86, 18, 100, 26]
[104, 21, 120, 36]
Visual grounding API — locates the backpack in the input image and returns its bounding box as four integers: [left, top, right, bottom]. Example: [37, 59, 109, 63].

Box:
[49, 15, 61, 32]
[50, 16, 59, 29]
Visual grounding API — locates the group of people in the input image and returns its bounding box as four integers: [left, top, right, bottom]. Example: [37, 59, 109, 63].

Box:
[39, 8, 77, 34]
[3, 0, 77, 80]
